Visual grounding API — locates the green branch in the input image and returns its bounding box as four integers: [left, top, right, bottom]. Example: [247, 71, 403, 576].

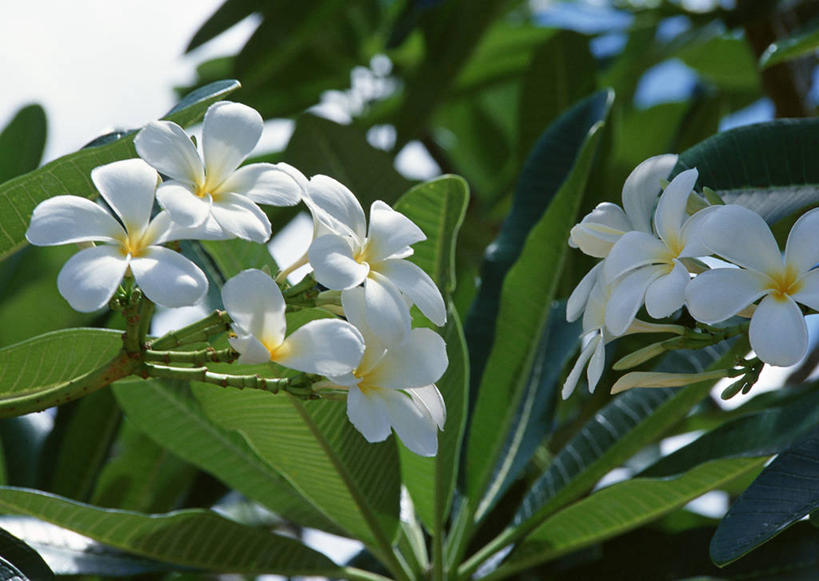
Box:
[148, 310, 232, 351]
[141, 363, 315, 398]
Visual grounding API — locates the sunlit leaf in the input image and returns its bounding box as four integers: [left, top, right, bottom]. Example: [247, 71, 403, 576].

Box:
[0, 104, 47, 184]
[759, 23, 819, 69]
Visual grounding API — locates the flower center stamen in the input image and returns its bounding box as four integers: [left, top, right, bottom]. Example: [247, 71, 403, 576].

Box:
[768, 265, 803, 300]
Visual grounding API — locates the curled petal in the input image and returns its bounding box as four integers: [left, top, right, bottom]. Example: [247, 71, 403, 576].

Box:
[562, 333, 597, 399]
[653, 168, 697, 247]
[702, 205, 783, 275]
[57, 245, 129, 312]
[785, 207, 819, 273]
[130, 247, 208, 308]
[377, 259, 446, 326]
[363, 272, 412, 345]
[309, 234, 369, 290]
[604, 231, 669, 283]
[276, 319, 365, 376]
[156, 181, 211, 228]
[221, 268, 286, 348]
[210, 193, 272, 243]
[306, 175, 366, 239]
[134, 120, 204, 185]
[407, 385, 446, 430]
[749, 295, 807, 367]
[379, 388, 440, 456]
[570, 202, 630, 257]
[26, 196, 123, 246]
[567, 262, 602, 322]
[604, 265, 664, 336]
[684, 268, 768, 324]
[91, 159, 158, 233]
[218, 163, 302, 207]
[229, 333, 272, 365]
[368, 327, 448, 389]
[621, 154, 678, 233]
[644, 261, 689, 319]
[347, 385, 392, 443]
[202, 101, 263, 187]
[587, 332, 606, 393]
[366, 201, 426, 262]
[679, 206, 719, 258]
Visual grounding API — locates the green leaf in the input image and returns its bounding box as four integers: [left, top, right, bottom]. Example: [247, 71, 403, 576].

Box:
[193, 384, 401, 554]
[517, 30, 596, 159]
[186, 0, 255, 52]
[200, 238, 279, 281]
[0, 104, 47, 183]
[677, 35, 760, 92]
[0, 80, 240, 261]
[641, 387, 819, 478]
[0, 486, 340, 576]
[465, 91, 612, 518]
[499, 458, 766, 575]
[0, 328, 132, 418]
[759, 22, 819, 69]
[112, 378, 342, 533]
[0, 524, 53, 580]
[674, 118, 819, 223]
[710, 429, 819, 566]
[283, 114, 412, 205]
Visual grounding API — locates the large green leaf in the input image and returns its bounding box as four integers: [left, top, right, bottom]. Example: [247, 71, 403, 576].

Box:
[464, 92, 611, 517]
[710, 429, 819, 566]
[759, 21, 819, 69]
[200, 237, 279, 281]
[677, 35, 760, 92]
[496, 458, 766, 577]
[0, 328, 131, 417]
[193, 384, 401, 556]
[0, 104, 47, 184]
[641, 386, 819, 478]
[0, 80, 240, 261]
[113, 378, 342, 533]
[0, 487, 340, 576]
[674, 118, 819, 223]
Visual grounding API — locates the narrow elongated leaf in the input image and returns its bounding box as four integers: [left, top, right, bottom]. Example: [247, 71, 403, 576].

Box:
[113, 378, 342, 533]
[642, 386, 819, 478]
[0, 487, 339, 576]
[710, 429, 819, 566]
[0, 104, 47, 183]
[186, 0, 255, 52]
[0, 80, 240, 261]
[0, 524, 53, 580]
[0, 328, 132, 418]
[760, 22, 819, 69]
[674, 118, 819, 223]
[499, 458, 766, 575]
[194, 384, 401, 553]
[465, 93, 611, 515]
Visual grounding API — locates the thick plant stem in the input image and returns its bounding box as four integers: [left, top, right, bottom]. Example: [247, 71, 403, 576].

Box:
[143, 347, 238, 366]
[141, 363, 315, 398]
[148, 310, 232, 351]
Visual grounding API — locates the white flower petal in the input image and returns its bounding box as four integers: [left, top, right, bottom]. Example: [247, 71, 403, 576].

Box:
[217, 163, 302, 207]
[366, 201, 426, 262]
[562, 334, 597, 399]
[684, 267, 768, 324]
[621, 154, 678, 233]
[156, 181, 211, 228]
[367, 327, 447, 389]
[309, 234, 369, 290]
[380, 388, 439, 456]
[276, 319, 364, 376]
[57, 245, 129, 312]
[134, 120, 204, 184]
[407, 385, 446, 430]
[792, 269, 819, 311]
[749, 294, 807, 366]
[202, 101, 263, 187]
[567, 262, 603, 322]
[644, 261, 689, 319]
[363, 273, 412, 345]
[377, 259, 446, 325]
[604, 265, 664, 336]
[130, 247, 208, 308]
[306, 175, 366, 239]
[26, 196, 123, 246]
[701, 205, 783, 275]
[347, 385, 392, 443]
[570, 202, 631, 258]
[785, 207, 819, 274]
[229, 333, 272, 365]
[581, 273, 609, 331]
[221, 268, 286, 348]
[654, 168, 697, 247]
[587, 333, 605, 393]
[151, 211, 232, 244]
[210, 193, 272, 243]
[91, 159, 158, 233]
[679, 206, 719, 257]
[341, 286, 386, 373]
[603, 231, 669, 283]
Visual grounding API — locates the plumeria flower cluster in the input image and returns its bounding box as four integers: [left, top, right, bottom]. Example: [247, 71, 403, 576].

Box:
[565, 153, 819, 399]
[25, 100, 449, 456]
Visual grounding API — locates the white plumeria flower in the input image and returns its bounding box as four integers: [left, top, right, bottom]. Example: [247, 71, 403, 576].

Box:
[134, 101, 302, 243]
[602, 168, 714, 335]
[569, 154, 678, 258]
[322, 287, 447, 456]
[685, 205, 819, 367]
[305, 175, 446, 344]
[221, 269, 365, 375]
[26, 159, 208, 312]
[563, 272, 608, 399]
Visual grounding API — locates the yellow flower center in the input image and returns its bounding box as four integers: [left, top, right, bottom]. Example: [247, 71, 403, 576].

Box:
[119, 232, 148, 258]
[353, 368, 381, 396]
[266, 339, 292, 362]
[194, 174, 221, 200]
[767, 265, 803, 300]
[353, 239, 371, 264]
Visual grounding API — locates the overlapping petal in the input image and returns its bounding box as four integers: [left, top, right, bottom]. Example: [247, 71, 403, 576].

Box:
[785, 207, 819, 273]
[201, 101, 263, 187]
[379, 388, 440, 456]
[407, 385, 446, 430]
[653, 168, 697, 246]
[222, 269, 286, 348]
[362, 273, 412, 345]
[26, 196, 123, 246]
[276, 318, 364, 376]
[366, 201, 426, 262]
[56, 246, 129, 312]
[347, 386, 392, 443]
[367, 327, 448, 389]
[376, 259, 446, 326]
[587, 333, 606, 393]
[701, 205, 783, 274]
[644, 261, 689, 319]
[209, 193, 271, 243]
[220, 163, 303, 206]
[621, 154, 678, 233]
[749, 295, 808, 367]
[91, 159, 158, 232]
[685, 267, 768, 324]
[605, 265, 664, 336]
[567, 262, 602, 322]
[569, 202, 631, 257]
[228, 333, 273, 365]
[306, 175, 367, 239]
[134, 120, 204, 185]
[792, 270, 819, 312]
[309, 234, 370, 289]
[562, 333, 598, 399]
[129, 247, 208, 308]
[604, 231, 669, 283]
[156, 181, 211, 228]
